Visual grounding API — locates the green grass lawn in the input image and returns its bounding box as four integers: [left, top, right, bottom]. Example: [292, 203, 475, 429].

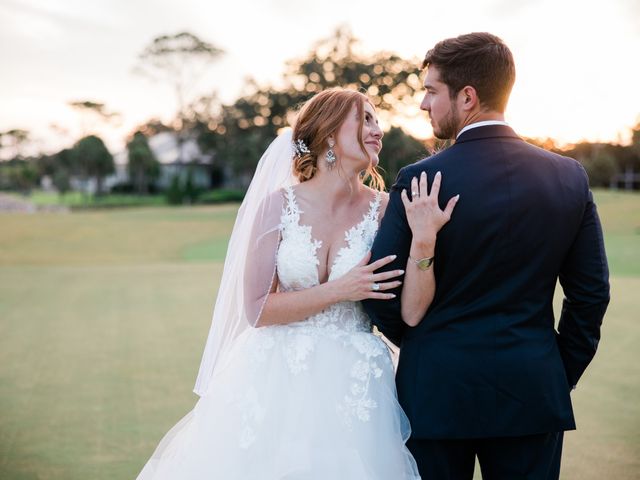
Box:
[0, 190, 638, 479]
[26, 191, 168, 209]
[14, 189, 246, 210]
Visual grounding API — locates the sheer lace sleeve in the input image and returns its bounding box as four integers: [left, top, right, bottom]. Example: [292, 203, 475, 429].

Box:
[244, 191, 285, 326]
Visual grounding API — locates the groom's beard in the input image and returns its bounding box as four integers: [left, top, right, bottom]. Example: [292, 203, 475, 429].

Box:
[433, 107, 460, 140]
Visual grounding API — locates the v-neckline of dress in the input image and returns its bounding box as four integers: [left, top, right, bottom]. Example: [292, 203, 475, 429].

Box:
[284, 186, 381, 285]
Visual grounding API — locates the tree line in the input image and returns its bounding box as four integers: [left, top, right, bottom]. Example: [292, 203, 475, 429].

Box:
[1, 28, 638, 201]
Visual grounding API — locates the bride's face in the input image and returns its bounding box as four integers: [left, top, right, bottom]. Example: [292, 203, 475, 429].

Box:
[333, 101, 383, 171]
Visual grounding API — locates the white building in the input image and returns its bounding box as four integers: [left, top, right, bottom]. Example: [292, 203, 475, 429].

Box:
[110, 131, 216, 191]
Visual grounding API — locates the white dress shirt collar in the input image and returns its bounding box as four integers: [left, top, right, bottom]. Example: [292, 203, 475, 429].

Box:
[456, 120, 509, 139]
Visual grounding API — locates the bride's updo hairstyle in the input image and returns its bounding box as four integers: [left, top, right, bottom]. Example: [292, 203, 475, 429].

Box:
[292, 88, 385, 191]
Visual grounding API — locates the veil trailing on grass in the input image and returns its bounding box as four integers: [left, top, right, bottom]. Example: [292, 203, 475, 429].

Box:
[193, 129, 297, 396]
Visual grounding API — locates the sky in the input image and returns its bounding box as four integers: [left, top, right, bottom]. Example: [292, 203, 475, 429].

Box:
[1, 0, 639, 156]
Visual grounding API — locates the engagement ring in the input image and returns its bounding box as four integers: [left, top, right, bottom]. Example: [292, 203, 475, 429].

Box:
[371, 283, 380, 291]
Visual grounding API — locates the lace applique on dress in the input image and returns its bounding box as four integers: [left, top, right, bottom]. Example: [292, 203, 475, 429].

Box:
[235, 386, 266, 449]
[329, 192, 381, 281]
[249, 330, 276, 367]
[283, 331, 315, 374]
[275, 187, 322, 291]
[274, 187, 389, 423]
[337, 332, 390, 427]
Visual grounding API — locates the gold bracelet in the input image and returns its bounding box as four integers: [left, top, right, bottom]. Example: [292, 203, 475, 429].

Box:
[408, 255, 434, 271]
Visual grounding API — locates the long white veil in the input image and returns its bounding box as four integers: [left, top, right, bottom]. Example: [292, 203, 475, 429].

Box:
[193, 129, 297, 396]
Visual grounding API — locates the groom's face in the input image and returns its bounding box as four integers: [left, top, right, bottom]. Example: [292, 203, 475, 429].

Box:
[420, 66, 460, 139]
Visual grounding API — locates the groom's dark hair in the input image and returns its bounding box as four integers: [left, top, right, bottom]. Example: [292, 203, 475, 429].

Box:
[423, 32, 515, 112]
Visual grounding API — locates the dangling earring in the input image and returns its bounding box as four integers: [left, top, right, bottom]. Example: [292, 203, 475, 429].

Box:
[326, 139, 336, 168]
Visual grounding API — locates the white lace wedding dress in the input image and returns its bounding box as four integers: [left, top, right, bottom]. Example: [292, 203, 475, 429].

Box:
[137, 187, 419, 479]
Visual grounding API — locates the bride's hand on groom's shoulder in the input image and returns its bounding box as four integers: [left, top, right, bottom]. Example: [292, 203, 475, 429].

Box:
[330, 252, 404, 302]
[401, 171, 459, 244]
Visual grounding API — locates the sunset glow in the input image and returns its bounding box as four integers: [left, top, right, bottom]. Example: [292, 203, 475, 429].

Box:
[1, 0, 638, 155]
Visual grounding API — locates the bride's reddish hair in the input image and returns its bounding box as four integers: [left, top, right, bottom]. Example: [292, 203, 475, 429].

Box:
[292, 88, 385, 191]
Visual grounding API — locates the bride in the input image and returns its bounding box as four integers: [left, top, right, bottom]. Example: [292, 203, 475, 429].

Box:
[137, 88, 456, 479]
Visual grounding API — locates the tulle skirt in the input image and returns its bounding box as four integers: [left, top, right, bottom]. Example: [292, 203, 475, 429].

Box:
[137, 323, 419, 479]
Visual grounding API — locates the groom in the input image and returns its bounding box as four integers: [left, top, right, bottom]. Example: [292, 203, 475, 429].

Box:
[363, 33, 609, 479]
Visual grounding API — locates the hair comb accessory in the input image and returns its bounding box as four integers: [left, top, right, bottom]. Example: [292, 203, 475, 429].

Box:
[292, 138, 311, 158]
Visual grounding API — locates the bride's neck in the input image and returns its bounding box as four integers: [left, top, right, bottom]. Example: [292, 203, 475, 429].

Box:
[305, 168, 363, 210]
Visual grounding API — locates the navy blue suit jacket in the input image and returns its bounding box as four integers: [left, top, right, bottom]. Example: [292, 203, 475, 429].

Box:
[363, 125, 609, 439]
